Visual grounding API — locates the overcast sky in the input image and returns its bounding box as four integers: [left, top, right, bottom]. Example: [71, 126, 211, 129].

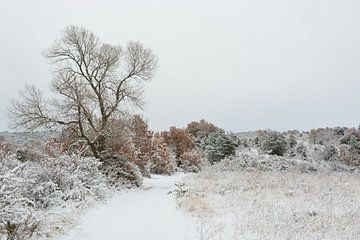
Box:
[0, 0, 359, 132]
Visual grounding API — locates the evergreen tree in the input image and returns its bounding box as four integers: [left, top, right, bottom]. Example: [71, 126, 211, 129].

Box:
[200, 130, 238, 164]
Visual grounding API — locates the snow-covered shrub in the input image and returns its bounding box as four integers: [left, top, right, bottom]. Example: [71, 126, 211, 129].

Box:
[295, 143, 307, 159]
[259, 131, 287, 156]
[253, 136, 260, 145]
[286, 134, 297, 149]
[46, 127, 86, 156]
[2, 214, 41, 240]
[0, 153, 110, 240]
[150, 133, 175, 175]
[321, 144, 339, 161]
[334, 127, 345, 136]
[338, 129, 360, 166]
[241, 139, 249, 148]
[15, 148, 42, 162]
[339, 145, 360, 166]
[99, 155, 143, 187]
[286, 134, 298, 157]
[178, 150, 203, 172]
[0, 137, 12, 154]
[199, 130, 238, 164]
[0, 156, 44, 239]
[308, 127, 345, 145]
[42, 155, 108, 203]
[340, 128, 360, 150]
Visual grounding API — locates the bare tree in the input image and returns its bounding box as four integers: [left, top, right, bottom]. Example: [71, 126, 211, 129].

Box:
[9, 26, 158, 158]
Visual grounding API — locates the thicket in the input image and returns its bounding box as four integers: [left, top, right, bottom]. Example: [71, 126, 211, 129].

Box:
[258, 131, 287, 156]
[198, 130, 238, 164]
[0, 151, 109, 240]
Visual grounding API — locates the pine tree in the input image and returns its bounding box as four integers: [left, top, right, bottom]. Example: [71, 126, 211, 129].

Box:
[200, 130, 238, 164]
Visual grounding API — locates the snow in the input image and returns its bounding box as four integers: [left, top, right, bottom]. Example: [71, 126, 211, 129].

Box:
[57, 174, 197, 240]
[178, 156, 360, 239]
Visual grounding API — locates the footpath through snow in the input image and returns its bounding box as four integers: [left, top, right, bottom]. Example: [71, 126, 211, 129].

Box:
[58, 174, 197, 240]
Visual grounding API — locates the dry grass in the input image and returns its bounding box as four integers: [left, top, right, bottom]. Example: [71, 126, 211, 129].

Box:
[178, 165, 360, 239]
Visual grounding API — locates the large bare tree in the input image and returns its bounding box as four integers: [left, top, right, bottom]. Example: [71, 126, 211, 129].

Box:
[9, 26, 158, 158]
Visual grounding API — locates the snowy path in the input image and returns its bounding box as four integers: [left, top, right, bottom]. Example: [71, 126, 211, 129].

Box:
[58, 174, 197, 240]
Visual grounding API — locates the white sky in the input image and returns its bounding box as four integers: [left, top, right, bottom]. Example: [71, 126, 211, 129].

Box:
[0, 0, 359, 132]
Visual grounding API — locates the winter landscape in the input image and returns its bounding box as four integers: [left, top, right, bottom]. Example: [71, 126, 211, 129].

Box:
[1, 1, 360, 240]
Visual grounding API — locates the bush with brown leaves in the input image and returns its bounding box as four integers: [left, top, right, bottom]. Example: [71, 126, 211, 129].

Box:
[339, 145, 360, 166]
[161, 127, 195, 160]
[186, 119, 219, 138]
[150, 133, 175, 175]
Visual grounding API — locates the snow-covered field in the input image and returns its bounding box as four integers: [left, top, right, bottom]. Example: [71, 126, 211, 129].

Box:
[56, 174, 197, 240]
[53, 161, 360, 240]
[178, 158, 360, 240]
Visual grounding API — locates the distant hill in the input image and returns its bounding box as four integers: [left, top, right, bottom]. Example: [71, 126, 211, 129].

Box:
[0, 131, 58, 145]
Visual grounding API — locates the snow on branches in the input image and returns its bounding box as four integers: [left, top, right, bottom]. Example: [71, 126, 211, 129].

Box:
[0, 152, 110, 239]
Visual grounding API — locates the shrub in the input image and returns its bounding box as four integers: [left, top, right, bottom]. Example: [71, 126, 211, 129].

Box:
[162, 127, 195, 160]
[127, 115, 154, 176]
[178, 150, 203, 172]
[0, 153, 109, 239]
[0, 137, 12, 154]
[308, 127, 344, 145]
[150, 133, 175, 175]
[334, 127, 345, 136]
[260, 131, 287, 156]
[295, 143, 307, 159]
[99, 155, 143, 187]
[339, 145, 360, 166]
[186, 119, 218, 138]
[105, 115, 153, 177]
[50, 127, 86, 155]
[322, 144, 339, 161]
[15, 148, 41, 162]
[0, 143, 11, 154]
[287, 135, 297, 149]
[340, 128, 360, 150]
[339, 129, 360, 166]
[253, 136, 260, 145]
[199, 130, 238, 164]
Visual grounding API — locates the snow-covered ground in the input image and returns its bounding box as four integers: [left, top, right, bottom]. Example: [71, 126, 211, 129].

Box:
[57, 174, 197, 240]
[53, 157, 360, 240]
[178, 158, 360, 240]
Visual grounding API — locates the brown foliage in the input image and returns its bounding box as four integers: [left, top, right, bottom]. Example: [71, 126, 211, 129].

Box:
[308, 127, 342, 144]
[186, 119, 218, 138]
[44, 128, 88, 156]
[127, 115, 153, 176]
[0, 140, 11, 153]
[339, 146, 360, 166]
[150, 133, 175, 175]
[256, 129, 269, 137]
[105, 115, 153, 176]
[161, 127, 195, 159]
